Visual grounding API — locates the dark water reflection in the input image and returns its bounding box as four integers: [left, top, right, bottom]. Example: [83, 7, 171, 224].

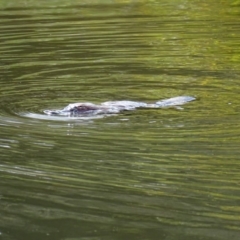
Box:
[1, 0, 240, 239]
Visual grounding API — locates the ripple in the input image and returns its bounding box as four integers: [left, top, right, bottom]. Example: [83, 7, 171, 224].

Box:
[21, 111, 106, 121]
[1, 1, 240, 240]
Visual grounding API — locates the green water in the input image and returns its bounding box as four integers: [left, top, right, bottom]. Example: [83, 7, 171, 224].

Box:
[0, 0, 240, 239]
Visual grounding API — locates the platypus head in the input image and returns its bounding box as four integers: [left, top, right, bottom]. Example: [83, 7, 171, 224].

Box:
[44, 103, 101, 116]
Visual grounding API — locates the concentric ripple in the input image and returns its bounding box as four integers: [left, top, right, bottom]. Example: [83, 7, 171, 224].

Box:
[1, 1, 240, 240]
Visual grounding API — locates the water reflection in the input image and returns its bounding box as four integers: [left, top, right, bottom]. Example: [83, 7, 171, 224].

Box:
[1, 0, 240, 240]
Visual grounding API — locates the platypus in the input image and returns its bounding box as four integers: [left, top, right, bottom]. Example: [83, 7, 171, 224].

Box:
[44, 96, 195, 117]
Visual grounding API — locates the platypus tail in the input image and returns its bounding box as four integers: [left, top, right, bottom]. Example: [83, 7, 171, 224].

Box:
[155, 96, 195, 107]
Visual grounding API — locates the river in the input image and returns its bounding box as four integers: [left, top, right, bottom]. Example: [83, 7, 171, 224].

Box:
[0, 0, 240, 239]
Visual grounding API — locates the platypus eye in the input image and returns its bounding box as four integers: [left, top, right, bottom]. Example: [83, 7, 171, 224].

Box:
[70, 106, 78, 113]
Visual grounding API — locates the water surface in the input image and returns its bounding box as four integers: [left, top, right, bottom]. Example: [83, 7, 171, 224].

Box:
[1, 0, 240, 239]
